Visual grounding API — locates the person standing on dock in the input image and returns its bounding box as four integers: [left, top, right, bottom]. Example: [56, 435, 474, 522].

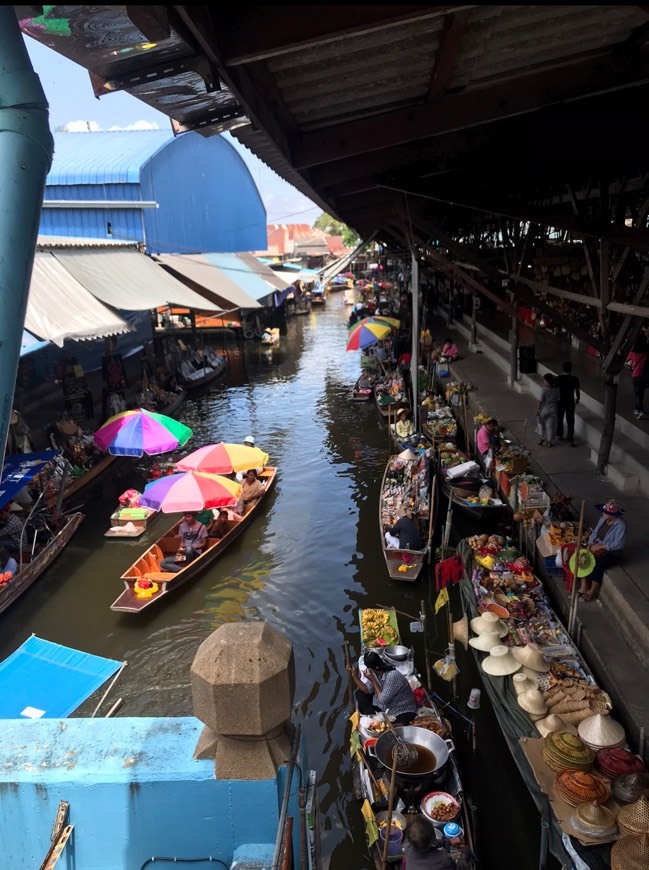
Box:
[626, 338, 648, 420]
[557, 361, 580, 446]
[536, 373, 560, 447]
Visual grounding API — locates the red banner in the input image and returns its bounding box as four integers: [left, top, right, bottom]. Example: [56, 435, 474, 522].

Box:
[435, 553, 464, 590]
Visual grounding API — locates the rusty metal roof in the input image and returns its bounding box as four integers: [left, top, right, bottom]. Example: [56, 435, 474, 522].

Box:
[17, 5, 649, 240]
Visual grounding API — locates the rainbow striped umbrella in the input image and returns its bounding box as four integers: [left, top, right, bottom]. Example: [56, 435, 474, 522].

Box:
[94, 409, 192, 457]
[348, 316, 400, 331]
[176, 443, 269, 474]
[139, 471, 241, 513]
[346, 319, 392, 351]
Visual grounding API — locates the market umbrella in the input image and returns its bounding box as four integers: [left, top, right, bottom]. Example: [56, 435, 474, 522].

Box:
[139, 471, 241, 513]
[176, 443, 269, 474]
[348, 316, 399, 331]
[346, 319, 392, 350]
[93, 409, 192, 457]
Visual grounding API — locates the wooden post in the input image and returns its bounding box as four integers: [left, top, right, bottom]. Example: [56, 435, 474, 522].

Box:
[596, 371, 618, 475]
[382, 752, 399, 869]
[421, 598, 433, 691]
[508, 289, 519, 387]
[462, 392, 471, 458]
[568, 500, 586, 637]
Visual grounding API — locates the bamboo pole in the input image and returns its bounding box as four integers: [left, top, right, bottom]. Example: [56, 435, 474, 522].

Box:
[447, 584, 458, 706]
[568, 500, 586, 637]
[462, 392, 471, 458]
[382, 751, 399, 869]
[421, 598, 433, 691]
[426, 475, 437, 563]
[344, 641, 354, 712]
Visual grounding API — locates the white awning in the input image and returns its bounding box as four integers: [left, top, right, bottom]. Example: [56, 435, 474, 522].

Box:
[153, 254, 261, 310]
[52, 249, 223, 312]
[236, 252, 292, 292]
[25, 253, 131, 347]
[318, 233, 376, 283]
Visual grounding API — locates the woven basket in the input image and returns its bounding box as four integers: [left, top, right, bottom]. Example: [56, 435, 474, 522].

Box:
[611, 833, 649, 870]
[618, 796, 649, 836]
[562, 708, 602, 726]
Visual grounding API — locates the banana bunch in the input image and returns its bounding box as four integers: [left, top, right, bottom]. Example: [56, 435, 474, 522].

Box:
[361, 609, 399, 648]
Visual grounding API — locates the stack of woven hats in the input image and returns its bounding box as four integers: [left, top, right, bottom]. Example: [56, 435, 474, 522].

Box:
[542, 731, 594, 773]
[542, 680, 612, 726]
[555, 769, 609, 807]
[570, 800, 617, 840]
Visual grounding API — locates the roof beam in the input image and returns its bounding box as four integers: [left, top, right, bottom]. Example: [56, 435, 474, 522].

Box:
[427, 10, 470, 102]
[295, 51, 649, 168]
[216, 6, 471, 66]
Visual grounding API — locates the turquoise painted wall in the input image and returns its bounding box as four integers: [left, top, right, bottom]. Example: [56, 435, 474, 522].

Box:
[0, 717, 288, 869]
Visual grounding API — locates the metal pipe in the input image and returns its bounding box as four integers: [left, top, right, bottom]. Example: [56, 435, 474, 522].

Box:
[538, 820, 549, 870]
[299, 786, 307, 870]
[411, 250, 419, 431]
[90, 661, 128, 718]
[271, 725, 301, 870]
[0, 8, 53, 467]
[41, 200, 158, 209]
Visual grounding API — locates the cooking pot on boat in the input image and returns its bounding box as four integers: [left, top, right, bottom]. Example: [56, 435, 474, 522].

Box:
[383, 644, 410, 662]
[367, 726, 454, 781]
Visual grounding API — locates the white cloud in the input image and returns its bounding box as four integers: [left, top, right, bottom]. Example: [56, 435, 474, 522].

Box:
[60, 120, 160, 132]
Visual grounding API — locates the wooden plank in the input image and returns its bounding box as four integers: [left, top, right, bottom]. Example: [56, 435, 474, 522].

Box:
[427, 10, 470, 102]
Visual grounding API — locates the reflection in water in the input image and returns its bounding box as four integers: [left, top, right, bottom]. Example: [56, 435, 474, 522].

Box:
[0, 297, 547, 868]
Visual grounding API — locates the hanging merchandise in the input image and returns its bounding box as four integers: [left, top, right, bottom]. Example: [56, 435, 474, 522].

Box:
[434, 647, 459, 682]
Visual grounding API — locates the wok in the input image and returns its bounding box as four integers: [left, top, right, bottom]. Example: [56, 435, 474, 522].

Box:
[368, 725, 454, 780]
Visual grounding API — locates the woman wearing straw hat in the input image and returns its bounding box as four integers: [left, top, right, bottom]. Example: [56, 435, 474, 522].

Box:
[395, 408, 416, 441]
[580, 500, 627, 601]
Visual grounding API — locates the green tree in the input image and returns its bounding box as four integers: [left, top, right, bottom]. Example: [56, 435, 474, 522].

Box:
[313, 212, 360, 248]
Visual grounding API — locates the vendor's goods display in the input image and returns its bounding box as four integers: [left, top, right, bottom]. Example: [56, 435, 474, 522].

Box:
[616, 795, 649, 836]
[468, 630, 501, 652]
[470, 611, 508, 637]
[578, 713, 626, 751]
[612, 772, 649, 806]
[570, 801, 617, 840]
[511, 642, 551, 673]
[481, 645, 521, 676]
[595, 748, 647, 780]
[610, 832, 649, 870]
[535, 713, 577, 738]
[512, 673, 539, 696]
[517, 688, 549, 720]
[555, 769, 609, 806]
[542, 731, 595, 773]
[360, 609, 400, 649]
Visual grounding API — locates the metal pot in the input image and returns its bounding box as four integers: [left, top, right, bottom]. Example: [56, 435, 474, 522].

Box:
[383, 644, 410, 662]
[367, 726, 454, 780]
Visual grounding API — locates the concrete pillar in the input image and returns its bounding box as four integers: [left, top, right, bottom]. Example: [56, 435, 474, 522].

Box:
[191, 621, 295, 780]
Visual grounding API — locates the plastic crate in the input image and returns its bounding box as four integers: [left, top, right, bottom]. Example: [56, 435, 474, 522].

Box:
[543, 555, 563, 577]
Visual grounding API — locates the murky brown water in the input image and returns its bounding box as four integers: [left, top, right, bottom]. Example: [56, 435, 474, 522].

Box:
[0, 299, 551, 869]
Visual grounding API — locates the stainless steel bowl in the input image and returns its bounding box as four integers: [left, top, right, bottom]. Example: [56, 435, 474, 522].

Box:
[383, 644, 410, 662]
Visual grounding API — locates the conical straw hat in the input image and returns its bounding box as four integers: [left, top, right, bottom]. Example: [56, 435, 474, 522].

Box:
[617, 796, 649, 835]
[611, 833, 649, 870]
[575, 800, 617, 831]
[469, 630, 501, 652]
[578, 713, 626, 750]
[398, 448, 417, 461]
[511, 642, 551, 673]
[513, 673, 538, 696]
[481, 645, 521, 676]
[452, 614, 469, 650]
[518, 689, 549, 717]
[536, 714, 578, 738]
[470, 612, 508, 637]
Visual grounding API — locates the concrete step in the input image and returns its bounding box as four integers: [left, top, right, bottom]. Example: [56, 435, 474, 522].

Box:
[453, 316, 649, 498]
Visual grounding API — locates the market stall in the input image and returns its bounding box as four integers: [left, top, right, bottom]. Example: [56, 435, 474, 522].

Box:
[379, 451, 430, 582]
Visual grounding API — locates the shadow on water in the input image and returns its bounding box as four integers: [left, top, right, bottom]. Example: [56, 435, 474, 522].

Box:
[0, 298, 554, 869]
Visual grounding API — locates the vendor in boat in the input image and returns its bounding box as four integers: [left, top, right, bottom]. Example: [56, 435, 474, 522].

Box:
[385, 509, 425, 551]
[0, 505, 24, 555]
[357, 373, 372, 392]
[160, 511, 208, 573]
[236, 469, 265, 513]
[476, 418, 502, 459]
[395, 408, 416, 440]
[346, 651, 417, 725]
[402, 816, 472, 870]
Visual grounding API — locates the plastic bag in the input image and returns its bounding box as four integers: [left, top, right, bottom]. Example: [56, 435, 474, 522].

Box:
[535, 415, 543, 437]
[434, 650, 459, 681]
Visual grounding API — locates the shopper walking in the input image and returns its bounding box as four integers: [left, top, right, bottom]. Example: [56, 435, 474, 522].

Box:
[536, 373, 560, 447]
[557, 361, 580, 445]
[626, 338, 648, 420]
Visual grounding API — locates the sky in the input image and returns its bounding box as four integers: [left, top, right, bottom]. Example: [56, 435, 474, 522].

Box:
[24, 36, 322, 227]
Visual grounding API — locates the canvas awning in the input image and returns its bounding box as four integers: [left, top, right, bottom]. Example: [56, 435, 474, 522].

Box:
[0, 635, 124, 719]
[53, 249, 223, 312]
[236, 252, 291, 293]
[318, 234, 375, 284]
[204, 252, 282, 306]
[26, 253, 131, 347]
[153, 253, 262, 311]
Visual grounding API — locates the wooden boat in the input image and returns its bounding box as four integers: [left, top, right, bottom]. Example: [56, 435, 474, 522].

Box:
[311, 287, 327, 305]
[436, 447, 507, 521]
[351, 607, 477, 869]
[261, 328, 280, 345]
[379, 456, 428, 582]
[110, 467, 277, 613]
[295, 296, 311, 315]
[180, 354, 227, 393]
[0, 511, 84, 616]
[388, 423, 431, 455]
[105, 503, 158, 538]
[351, 375, 373, 402]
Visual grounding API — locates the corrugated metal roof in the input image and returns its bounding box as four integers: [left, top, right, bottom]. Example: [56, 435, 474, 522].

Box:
[37, 236, 137, 248]
[47, 131, 173, 185]
[153, 254, 262, 310]
[203, 253, 280, 304]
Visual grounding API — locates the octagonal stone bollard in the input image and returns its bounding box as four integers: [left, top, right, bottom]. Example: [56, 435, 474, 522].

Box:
[191, 621, 295, 779]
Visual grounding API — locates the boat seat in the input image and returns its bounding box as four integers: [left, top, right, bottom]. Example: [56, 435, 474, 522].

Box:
[142, 571, 176, 582]
[151, 543, 164, 562]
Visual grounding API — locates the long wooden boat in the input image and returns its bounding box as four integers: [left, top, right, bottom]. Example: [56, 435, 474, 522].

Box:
[351, 607, 477, 869]
[436, 447, 507, 521]
[0, 511, 84, 616]
[181, 355, 227, 393]
[379, 456, 427, 582]
[351, 375, 373, 402]
[110, 467, 277, 613]
[388, 423, 431, 455]
[311, 288, 327, 305]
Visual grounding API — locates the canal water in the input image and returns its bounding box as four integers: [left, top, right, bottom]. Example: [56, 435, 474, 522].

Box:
[0, 300, 551, 869]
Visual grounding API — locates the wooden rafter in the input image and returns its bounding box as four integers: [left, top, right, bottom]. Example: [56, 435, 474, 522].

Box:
[427, 10, 470, 102]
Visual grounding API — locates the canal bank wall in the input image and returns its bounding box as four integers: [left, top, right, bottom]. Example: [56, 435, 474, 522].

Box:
[437, 325, 649, 763]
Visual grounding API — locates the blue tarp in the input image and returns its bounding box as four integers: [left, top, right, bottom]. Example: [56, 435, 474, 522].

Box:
[0, 450, 59, 509]
[0, 635, 123, 719]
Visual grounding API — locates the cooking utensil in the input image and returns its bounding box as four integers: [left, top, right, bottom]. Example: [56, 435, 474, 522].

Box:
[368, 726, 454, 780]
[383, 644, 410, 662]
[382, 713, 418, 768]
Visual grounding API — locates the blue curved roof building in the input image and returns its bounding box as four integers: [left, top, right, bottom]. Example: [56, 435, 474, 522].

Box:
[41, 131, 266, 254]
